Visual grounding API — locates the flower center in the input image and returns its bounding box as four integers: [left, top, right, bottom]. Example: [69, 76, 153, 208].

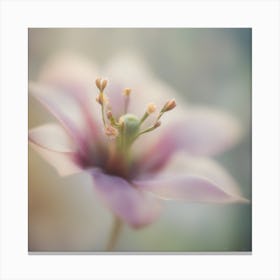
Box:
[95, 78, 176, 178]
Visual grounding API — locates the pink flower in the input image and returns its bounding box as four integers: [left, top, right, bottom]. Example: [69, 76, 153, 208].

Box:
[29, 53, 248, 230]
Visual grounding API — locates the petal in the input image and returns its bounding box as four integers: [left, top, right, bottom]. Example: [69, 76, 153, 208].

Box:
[133, 173, 248, 204]
[138, 107, 242, 173]
[91, 170, 162, 228]
[29, 53, 102, 148]
[175, 107, 242, 155]
[104, 53, 152, 87]
[38, 52, 98, 90]
[29, 123, 76, 152]
[29, 123, 82, 176]
[160, 154, 243, 198]
[29, 142, 82, 177]
[29, 82, 100, 152]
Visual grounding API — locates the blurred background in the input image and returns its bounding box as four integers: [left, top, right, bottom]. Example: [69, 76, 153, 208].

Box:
[28, 28, 251, 252]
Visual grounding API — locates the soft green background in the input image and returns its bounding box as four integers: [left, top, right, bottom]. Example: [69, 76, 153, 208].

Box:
[28, 28, 251, 252]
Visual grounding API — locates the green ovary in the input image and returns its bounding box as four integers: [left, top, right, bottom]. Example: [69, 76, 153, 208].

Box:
[119, 114, 140, 146]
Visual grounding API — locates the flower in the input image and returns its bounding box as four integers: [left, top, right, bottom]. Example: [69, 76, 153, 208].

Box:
[29, 53, 248, 230]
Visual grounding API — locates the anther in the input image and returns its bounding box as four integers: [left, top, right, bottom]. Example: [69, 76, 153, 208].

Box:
[101, 79, 108, 92]
[95, 78, 102, 91]
[95, 78, 108, 92]
[154, 121, 161, 128]
[162, 99, 176, 112]
[147, 103, 157, 114]
[123, 88, 131, 97]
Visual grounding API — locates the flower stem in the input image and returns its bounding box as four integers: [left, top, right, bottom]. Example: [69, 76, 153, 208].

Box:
[106, 216, 123, 251]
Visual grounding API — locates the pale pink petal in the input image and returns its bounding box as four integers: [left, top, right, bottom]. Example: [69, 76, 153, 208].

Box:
[29, 123, 76, 152]
[91, 170, 162, 228]
[30, 53, 103, 146]
[138, 107, 242, 173]
[38, 53, 103, 133]
[29, 123, 82, 176]
[38, 52, 98, 91]
[29, 82, 100, 152]
[133, 174, 248, 203]
[29, 142, 82, 176]
[104, 54, 152, 87]
[176, 107, 242, 155]
[160, 154, 244, 198]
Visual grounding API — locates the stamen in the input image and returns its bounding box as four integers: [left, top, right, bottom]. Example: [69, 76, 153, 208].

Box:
[123, 88, 131, 114]
[139, 103, 157, 125]
[95, 78, 108, 92]
[96, 94, 108, 105]
[95, 78, 109, 128]
[134, 99, 176, 141]
[132, 121, 161, 141]
[140, 112, 149, 125]
[155, 99, 177, 123]
[95, 78, 102, 91]
[147, 103, 157, 114]
[123, 88, 131, 97]
[101, 79, 108, 92]
[162, 98, 176, 112]
[94, 77, 176, 150]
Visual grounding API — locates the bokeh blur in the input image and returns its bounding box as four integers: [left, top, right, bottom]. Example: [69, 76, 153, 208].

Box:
[28, 28, 251, 252]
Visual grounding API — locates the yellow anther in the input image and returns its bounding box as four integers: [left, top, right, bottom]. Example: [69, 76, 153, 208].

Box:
[123, 88, 131, 97]
[95, 78, 108, 92]
[95, 78, 102, 91]
[147, 103, 157, 114]
[101, 79, 108, 91]
[163, 99, 176, 112]
[154, 121, 161, 128]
